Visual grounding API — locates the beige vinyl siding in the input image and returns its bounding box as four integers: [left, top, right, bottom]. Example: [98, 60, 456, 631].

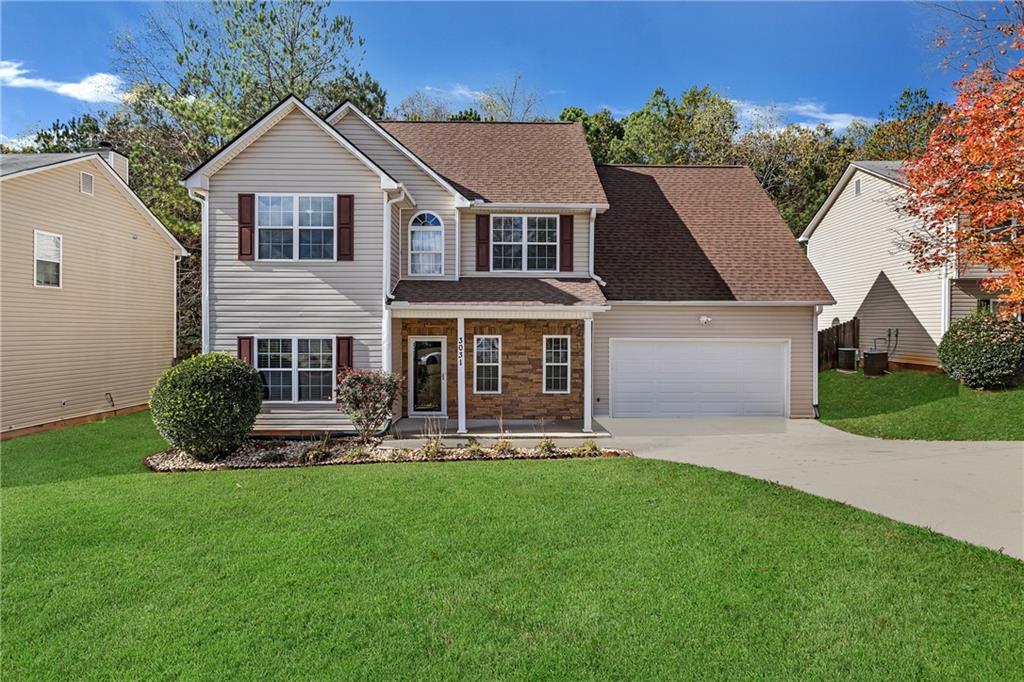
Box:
[207, 109, 386, 431]
[806, 169, 944, 365]
[459, 209, 591, 277]
[951, 279, 987, 323]
[390, 202, 401, 292]
[333, 114, 458, 280]
[0, 159, 176, 432]
[593, 305, 816, 418]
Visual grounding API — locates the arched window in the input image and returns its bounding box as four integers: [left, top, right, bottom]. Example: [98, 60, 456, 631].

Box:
[409, 212, 443, 275]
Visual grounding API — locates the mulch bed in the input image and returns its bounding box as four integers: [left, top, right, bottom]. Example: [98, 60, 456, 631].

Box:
[144, 439, 633, 473]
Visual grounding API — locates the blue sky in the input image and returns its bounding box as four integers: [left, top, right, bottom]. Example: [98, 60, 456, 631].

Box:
[1, 1, 954, 144]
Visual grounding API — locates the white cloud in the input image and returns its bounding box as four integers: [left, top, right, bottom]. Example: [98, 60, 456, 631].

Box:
[0, 132, 35, 149]
[732, 97, 869, 131]
[0, 60, 124, 104]
[598, 104, 633, 117]
[423, 83, 486, 102]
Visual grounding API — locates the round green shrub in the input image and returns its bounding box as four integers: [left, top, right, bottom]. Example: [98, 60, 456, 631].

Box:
[937, 311, 1024, 389]
[149, 353, 264, 460]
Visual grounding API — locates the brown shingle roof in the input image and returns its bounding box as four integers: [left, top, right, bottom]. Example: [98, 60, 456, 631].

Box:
[379, 121, 608, 206]
[392, 278, 607, 307]
[595, 165, 834, 303]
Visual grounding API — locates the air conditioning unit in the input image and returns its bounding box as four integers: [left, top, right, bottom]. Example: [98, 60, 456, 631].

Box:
[837, 347, 858, 372]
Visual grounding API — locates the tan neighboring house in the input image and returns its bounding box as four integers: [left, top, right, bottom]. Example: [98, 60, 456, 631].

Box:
[800, 160, 1016, 369]
[183, 96, 832, 434]
[1, 150, 187, 438]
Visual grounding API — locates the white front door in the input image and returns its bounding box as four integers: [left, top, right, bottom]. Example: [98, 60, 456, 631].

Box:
[408, 336, 447, 416]
[610, 339, 789, 417]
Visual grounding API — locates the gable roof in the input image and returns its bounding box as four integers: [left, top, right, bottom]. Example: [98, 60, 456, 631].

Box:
[182, 95, 400, 192]
[1, 153, 188, 256]
[595, 165, 832, 303]
[378, 120, 609, 207]
[799, 160, 907, 242]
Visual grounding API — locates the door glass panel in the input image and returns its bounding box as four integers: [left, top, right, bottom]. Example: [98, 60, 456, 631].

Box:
[412, 340, 443, 412]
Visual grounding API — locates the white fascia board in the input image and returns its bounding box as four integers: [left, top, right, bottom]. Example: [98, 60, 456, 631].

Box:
[470, 201, 611, 211]
[181, 96, 400, 193]
[609, 299, 835, 307]
[4, 154, 188, 256]
[328, 101, 470, 205]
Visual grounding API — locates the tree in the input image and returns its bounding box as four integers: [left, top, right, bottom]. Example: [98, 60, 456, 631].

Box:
[860, 88, 948, 160]
[478, 74, 540, 121]
[450, 108, 482, 121]
[900, 65, 1024, 316]
[559, 107, 623, 164]
[28, 115, 105, 152]
[391, 90, 453, 120]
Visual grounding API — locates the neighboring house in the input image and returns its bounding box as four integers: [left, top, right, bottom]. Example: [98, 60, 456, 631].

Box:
[0, 149, 187, 438]
[183, 96, 832, 434]
[800, 160, 1013, 369]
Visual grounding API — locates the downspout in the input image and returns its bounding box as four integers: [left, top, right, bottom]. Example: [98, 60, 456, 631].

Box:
[812, 304, 823, 418]
[382, 187, 408, 373]
[454, 209, 461, 280]
[187, 188, 210, 353]
[588, 207, 606, 286]
[173, 254, 181, 362]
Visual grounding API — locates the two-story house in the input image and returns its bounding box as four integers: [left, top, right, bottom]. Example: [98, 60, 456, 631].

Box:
[183, 96, 832, 434]
[800, 160, 1014, 369]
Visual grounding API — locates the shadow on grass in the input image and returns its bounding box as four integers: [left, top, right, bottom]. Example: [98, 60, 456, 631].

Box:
[1, 412, 165, 488]
[818, 369, 960, 420]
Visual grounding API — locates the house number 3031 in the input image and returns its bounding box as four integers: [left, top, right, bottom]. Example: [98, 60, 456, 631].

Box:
[457, 336, 464, 367]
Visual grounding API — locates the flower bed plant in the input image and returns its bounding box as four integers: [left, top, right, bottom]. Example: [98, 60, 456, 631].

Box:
[144, 437, 631, 473]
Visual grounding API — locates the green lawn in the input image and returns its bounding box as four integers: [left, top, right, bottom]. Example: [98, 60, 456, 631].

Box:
[819, 369, 1024, 441]
[3, 413, 1022, 679]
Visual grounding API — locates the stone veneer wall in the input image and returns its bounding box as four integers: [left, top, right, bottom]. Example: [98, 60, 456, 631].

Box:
[400, 318, 584, 421]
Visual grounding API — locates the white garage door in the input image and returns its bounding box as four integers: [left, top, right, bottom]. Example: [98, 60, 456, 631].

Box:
[610, 339, 789, 417]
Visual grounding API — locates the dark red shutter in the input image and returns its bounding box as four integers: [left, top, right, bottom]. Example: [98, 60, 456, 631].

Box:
[238, 194, 255, 260]
[475, 214, 490, 271]
[336, 336, 353, 374]
[237, 336, 254, 365]
[337, 194, 354, 261]
[559, 214, 573, 272]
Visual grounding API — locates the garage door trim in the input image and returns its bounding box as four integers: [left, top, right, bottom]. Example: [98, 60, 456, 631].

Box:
[608, 337, 791, 418]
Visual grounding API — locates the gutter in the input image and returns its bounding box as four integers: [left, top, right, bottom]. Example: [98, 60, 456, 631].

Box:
[588, 207, 607, 287]
[187, 188, 210, 353]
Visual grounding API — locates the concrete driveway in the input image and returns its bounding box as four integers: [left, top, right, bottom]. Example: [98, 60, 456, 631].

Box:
[595, 417, 1024, 560]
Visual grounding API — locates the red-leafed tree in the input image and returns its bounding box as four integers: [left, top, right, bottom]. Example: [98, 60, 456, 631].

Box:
[901, 18, 1024, 317]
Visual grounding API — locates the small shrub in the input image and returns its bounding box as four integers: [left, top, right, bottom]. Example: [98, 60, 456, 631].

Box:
[344, 445, 371, 460]
[418, 438, 446, 460]
[463, 439, 485, 458]
[259, 448, 288, 464]
[937, 311, 1024, 389]
[572, 439, 600, 456]
[492, 438, 516, 455]
[149, 353, 263, 461]
[336, 369, 402, 443]
[536, 437, 558, 456]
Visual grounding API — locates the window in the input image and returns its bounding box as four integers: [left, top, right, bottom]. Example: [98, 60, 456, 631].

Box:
[543, 336, 570, 394]
[409, 212, 444, 275]
[80, 172, 93, 195]
[978, 299, 1024, 322]
[473, 336, 501, 393]
[491, 215, 559, 271]
[256, 194, 335, 260]
[256, 336, 334, 402]
[34, 230, 62, 288]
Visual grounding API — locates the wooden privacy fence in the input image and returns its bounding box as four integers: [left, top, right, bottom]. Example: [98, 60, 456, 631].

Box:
[818, 317, 859, 370]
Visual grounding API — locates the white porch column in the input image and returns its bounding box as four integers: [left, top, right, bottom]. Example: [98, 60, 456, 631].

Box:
[381, 306, 392, 372]
[583, 317, 593, 433]
[457, 315, 467, 434]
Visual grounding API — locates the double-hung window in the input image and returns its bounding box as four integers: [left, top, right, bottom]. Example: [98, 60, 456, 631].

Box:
[409, 212, 444, 275]
[491, 215, 558, 271]
[34, 230, 62, 288]
[473, 335, 501, 393]
[543, 336, 570, 394]
[256, 194, 335, 260]
[256, 336, 334, 402]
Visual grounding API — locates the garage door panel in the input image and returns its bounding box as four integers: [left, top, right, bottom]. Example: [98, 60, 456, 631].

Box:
[610, 339, 787, 417]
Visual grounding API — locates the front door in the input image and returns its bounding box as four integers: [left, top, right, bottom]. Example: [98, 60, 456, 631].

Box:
[409, 337, 446, 415]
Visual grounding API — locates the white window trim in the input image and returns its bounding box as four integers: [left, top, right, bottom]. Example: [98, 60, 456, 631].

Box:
[490, 214, 559, 273]
[255, 193, 336, 262]
[33, 229, 62, 289]
[473, 335, 502, 394]
[407, 210, 445, 276]
[79, 171, 94, 195]
[979, 298, 1024, 322]
[255, 335, 336, 404]
[542, 334, 571, 394]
